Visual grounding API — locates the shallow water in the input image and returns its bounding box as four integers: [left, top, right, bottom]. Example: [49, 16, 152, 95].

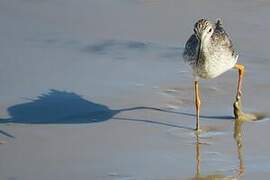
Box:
[1, 0, 270, 179]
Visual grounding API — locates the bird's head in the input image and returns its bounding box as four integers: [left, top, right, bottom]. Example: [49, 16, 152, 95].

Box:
[193, 19, 214, 42]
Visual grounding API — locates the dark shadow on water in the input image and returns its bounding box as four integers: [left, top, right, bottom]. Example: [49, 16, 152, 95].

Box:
[0, 130, 15, 138]
[0, 89, 234, 129]
[112, 117, 193, 130]
[0, 89, 116, 124]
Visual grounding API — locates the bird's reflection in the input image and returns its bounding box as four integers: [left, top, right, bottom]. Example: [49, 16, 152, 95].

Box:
[234, 119, 244, 176]
[191, 119, 245, 180]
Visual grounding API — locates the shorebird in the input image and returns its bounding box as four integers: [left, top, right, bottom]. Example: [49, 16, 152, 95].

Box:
[183, 19, 245, 131]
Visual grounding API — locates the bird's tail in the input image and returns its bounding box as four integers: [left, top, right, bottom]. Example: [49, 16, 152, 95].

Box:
[216, 18, 223, 27]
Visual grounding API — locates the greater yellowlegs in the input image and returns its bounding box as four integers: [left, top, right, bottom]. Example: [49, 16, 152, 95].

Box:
[183, 19, 245, 131]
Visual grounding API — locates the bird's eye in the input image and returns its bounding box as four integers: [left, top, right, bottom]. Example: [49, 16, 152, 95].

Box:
[208, 28, 212, 33]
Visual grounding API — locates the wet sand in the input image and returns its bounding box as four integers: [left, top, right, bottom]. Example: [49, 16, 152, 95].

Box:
[1, 0, 270, 179]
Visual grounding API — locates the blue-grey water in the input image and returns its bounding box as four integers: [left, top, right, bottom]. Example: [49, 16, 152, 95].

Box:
[1, 0, 270, 179]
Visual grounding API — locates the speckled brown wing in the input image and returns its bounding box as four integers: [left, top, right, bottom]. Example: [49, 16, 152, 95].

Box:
[183, 34, 199, 66]
[211, 22, 237, 58]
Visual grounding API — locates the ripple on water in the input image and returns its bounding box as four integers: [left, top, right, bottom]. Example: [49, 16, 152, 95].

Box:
[108, 173, 134, 180]
[166, 126, 228, 142]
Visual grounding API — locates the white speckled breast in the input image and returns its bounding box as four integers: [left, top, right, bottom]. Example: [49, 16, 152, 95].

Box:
[194, 38, 238, 79]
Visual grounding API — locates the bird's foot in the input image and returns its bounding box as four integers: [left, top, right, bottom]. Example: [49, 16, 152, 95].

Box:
[233, 97, 266, 121]
[194, 127, 203, 134]
[235, 93, 242, 102]
[233, 98, 242, 120]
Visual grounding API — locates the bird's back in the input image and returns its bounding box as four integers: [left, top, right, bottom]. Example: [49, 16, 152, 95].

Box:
[210, 20, 237, 58]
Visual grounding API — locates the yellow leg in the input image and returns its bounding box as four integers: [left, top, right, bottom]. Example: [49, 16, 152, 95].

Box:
[194, 81, 201, 131]
[235, 64, 245, 100]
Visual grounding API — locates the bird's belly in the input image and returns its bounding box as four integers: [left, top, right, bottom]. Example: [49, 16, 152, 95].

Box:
[195, 56, 237, 79]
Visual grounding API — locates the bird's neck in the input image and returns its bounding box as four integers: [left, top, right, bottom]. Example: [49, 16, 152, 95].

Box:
[200, 37, 211, 55]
